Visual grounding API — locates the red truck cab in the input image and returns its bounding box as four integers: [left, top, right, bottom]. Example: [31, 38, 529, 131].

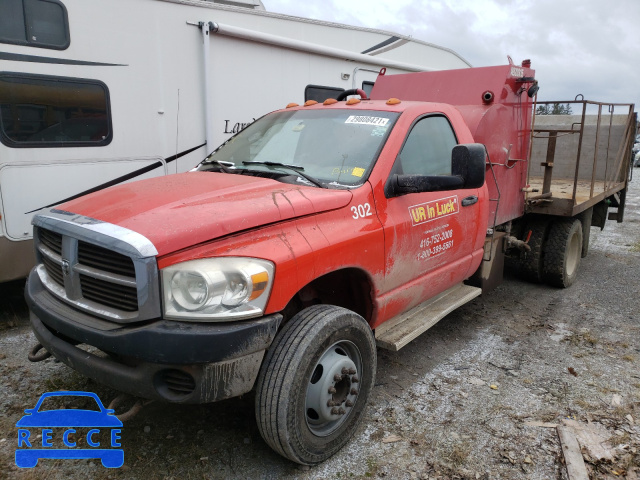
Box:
[26, 65, 538, 464]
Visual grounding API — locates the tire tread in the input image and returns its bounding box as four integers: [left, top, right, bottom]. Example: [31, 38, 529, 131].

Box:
[542, 218, 582, 288]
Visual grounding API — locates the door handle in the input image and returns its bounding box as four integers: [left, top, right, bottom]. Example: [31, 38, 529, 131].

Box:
[462, 195, 478, 207]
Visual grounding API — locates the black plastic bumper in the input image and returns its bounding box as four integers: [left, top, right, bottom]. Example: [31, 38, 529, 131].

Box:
[25, 269, 281, 364]
[25, 269, 282, 403]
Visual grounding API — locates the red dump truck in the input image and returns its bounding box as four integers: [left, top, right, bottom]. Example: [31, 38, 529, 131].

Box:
[25, 63, 636, 464]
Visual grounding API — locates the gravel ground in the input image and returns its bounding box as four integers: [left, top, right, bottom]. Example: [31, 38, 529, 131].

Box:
[1, 177, 639, 480]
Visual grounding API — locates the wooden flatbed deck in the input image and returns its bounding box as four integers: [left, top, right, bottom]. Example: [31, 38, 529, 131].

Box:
[526, 177, 626, 216]
[528, 177, 607, 203]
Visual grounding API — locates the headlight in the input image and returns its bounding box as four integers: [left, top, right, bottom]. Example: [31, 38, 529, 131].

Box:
[162, 257, 274, 321]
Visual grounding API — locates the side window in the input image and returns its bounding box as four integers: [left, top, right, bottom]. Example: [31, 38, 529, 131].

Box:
[0, 0, 70, 50]
[305, 85, 345, 103]
[0, 73, 112, 148]
[398, 115, 457, 176]
[361, 81, 374, 98]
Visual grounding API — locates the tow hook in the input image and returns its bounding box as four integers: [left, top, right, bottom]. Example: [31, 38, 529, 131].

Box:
[108, 394, 154, 422]
[28, 343, 51, 362]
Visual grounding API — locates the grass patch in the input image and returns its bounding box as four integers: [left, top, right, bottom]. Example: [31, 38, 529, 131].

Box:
[445, 442, 471, 467]
[369, 428, 385, 442]
[598, 386, 621, 394]
[364, 457, 380, 477]
[574, 399, 597, 410]
[581, 331, 599, 346]
[567, 330, 599, 347]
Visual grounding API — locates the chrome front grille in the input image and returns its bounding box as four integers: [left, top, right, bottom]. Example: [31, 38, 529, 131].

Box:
[32, 210, 161, 323]
[42, 254, 64, 286]
[79, 273, 138, 312]
[39, 228, 62, 254]
[78, 241, 137, 277]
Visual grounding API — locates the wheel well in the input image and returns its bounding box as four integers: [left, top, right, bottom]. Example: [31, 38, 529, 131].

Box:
[281, 269, 374, 324]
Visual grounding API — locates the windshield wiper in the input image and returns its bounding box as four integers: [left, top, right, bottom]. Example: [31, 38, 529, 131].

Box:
[201, 158, 235, 173]
[242, 161, 326, 188]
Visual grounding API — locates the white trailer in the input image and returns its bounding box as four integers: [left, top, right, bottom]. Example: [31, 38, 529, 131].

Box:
[0, 0, 471, 282]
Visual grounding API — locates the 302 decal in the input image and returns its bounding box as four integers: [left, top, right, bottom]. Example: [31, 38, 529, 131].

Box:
[351, 203, 372, 219]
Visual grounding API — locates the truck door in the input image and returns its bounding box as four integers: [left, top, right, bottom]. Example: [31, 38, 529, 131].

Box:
[377, 114, 484, 313]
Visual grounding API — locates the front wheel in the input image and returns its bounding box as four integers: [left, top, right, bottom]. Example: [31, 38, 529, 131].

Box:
[255, 305, 377, 465]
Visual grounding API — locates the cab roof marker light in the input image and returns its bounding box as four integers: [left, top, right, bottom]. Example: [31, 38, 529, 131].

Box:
[386, 98, 401, 105]
[304, 100, 318, 107]
[286, 103, 299, 108]
[323, 98, 338, 105]
[346, 98, 361, 105]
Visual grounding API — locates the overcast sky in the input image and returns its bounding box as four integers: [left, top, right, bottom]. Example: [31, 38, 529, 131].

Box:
[264, 0, 639, 112]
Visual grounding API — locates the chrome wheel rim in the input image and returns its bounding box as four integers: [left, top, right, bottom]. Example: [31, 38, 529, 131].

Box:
[305, 340, 362, 437]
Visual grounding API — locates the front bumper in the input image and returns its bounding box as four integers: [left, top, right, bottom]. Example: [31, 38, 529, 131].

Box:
[26, 269, 282, 403]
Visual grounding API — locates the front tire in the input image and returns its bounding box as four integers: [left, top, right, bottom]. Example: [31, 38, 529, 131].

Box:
[542, 218, 583, 288]
[255, 305, 377, 465]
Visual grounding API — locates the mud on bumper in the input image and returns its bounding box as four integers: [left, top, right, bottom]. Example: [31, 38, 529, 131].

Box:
[26, 269, 282, 404]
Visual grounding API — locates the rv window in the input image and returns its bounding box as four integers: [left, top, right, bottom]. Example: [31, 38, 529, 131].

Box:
[305, 85, 345, 103]
[0, 73, 112, 148]
[361, 81, 375, 97]
[0, 0, 70, 50]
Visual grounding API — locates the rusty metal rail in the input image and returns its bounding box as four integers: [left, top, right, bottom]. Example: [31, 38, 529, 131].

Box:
[526, 99, 636, 218]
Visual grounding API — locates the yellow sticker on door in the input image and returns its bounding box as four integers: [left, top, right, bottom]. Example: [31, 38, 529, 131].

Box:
[408, 196, 459, 226]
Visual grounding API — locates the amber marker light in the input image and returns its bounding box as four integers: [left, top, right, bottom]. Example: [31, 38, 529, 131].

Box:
[323, 98, 338, 105]
[250, 271, 270, 300]
[386, 98, 401, 105]
[286, 103, 299, 108]
[346, 98, 361, 105]
[304, 100, 318, 106]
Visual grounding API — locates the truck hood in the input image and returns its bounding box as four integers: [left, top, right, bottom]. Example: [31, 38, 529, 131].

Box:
[59, 172, 353, 256]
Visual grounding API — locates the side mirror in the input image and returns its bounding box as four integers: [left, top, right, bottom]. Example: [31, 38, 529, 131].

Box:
[452, 143, 486, 189]
[386, 143, 486, 197]
[388, 174, 464, 196]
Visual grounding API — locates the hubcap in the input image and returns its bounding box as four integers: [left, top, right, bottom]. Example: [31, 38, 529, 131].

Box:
[305, 340, 362, 437]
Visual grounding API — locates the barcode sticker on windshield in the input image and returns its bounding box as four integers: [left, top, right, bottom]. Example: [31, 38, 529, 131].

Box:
[345, 116, 389, 126]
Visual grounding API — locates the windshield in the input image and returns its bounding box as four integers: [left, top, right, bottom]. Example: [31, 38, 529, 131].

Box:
[201, 109, 399, 187]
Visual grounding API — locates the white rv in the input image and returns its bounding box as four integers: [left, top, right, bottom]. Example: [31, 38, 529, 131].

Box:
[0, 0, 471, 282]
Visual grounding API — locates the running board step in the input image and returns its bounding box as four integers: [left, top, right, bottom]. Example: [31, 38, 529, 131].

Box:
[375, 283, 482, 351]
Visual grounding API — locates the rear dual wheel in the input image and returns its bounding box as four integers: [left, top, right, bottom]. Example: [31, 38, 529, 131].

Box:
[542, 218, 583, 288]
[518, 217, 550, 283]
[518, 217, 583, 288]
[255, 305, 376, 465]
